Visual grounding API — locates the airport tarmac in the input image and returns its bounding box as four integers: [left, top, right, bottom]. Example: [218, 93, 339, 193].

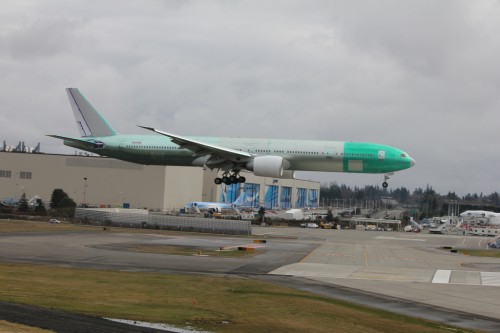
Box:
[263, 227, 500, 318]
[1, 225, 500, 332]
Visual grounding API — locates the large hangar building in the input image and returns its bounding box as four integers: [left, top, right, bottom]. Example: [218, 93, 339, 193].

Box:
[0, 152, 320, 211]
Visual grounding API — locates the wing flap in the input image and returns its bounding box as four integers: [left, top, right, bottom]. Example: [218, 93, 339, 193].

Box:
[138, 126, 252, 161]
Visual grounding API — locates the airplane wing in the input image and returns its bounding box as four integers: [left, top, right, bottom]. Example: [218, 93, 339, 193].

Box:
[138, 126, 252, 161]
[47, 135, 104, 149]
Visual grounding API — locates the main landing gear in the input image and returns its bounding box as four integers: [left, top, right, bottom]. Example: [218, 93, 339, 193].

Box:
[214, 174, 246, 185]
[382, 173, 392, 188]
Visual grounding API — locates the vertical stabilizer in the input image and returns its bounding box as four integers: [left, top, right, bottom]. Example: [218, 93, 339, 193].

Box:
[66, 88, 117, 137]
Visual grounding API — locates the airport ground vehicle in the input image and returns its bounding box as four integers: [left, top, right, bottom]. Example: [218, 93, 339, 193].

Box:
[300, 222, 318, 228]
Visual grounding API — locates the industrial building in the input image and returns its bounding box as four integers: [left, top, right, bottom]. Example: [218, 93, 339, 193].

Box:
[0, 151, 320, 211]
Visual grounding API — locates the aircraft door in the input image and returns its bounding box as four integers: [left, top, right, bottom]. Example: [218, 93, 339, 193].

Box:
[378, 150, 385, 160]
[326, 149, 333, 159]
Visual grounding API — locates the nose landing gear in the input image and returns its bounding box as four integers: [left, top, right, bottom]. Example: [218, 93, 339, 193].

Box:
[382, 173, 393, 188]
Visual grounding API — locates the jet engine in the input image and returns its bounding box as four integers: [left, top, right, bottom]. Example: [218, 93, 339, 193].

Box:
[246, 156, 285, 178]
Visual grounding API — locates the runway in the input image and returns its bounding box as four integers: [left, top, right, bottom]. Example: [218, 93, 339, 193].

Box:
[1, 226, 500, 332]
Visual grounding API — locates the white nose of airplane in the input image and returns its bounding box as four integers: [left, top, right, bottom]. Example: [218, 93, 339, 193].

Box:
[410, 158, 416, 167]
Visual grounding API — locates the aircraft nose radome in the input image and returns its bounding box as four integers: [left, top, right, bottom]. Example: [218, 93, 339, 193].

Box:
[410, 158, 416, 167]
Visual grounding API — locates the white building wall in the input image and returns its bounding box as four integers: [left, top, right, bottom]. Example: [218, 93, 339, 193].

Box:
[0, 152, 203, 211]
[0, 152, 320, 211]
[163, 166, 204, 211]
[213, 171, 320, 208]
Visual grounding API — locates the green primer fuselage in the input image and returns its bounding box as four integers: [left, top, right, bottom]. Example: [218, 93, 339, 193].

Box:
[63, 134, 414, 174]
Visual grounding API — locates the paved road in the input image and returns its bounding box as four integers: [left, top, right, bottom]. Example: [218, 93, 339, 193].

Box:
[1, 227, 500, 332]
[0, 301, 169, 333]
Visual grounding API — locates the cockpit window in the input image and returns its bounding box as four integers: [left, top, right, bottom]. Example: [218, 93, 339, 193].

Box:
[400, 153, 407, 158]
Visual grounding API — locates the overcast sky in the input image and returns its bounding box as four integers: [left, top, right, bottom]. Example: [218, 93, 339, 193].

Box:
[1, 0, 499, 196]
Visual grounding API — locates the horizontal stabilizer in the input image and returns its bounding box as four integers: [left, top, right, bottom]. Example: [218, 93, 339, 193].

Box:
[47, 135, 104, 149]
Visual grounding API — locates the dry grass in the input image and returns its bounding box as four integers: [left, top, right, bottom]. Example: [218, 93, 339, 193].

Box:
[458, 249, 500, 258]
[0, 219, 97, 233]
[0, 320, 54, 333]
[0, 263, 478, 333]
[130, 244, 260, 257]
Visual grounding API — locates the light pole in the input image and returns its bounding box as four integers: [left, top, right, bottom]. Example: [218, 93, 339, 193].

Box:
[83, 177, 87, 208]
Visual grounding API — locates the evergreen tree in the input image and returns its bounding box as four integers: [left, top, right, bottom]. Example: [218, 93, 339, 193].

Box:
[419, 186, 439, 218]
[34, 199, 47, 215]
[18, 192, 29, 212]
[50, 189, 67, 209]
[257, 206, 265, 223]
[325, 209, 334, 223]
[50, 189, 76, 217]
[489, 192, 500, 206]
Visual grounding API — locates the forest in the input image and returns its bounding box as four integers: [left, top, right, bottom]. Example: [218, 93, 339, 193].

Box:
[320, 183, 500, 219]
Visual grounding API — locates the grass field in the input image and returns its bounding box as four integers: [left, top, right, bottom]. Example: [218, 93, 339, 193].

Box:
[0, 219, 481, 332]
[0, 219, 97, 233]
[0, 263, 478, 333]
[458, 249, 500, 258]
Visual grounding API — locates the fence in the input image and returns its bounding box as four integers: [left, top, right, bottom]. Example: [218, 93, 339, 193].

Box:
[75, 208, 252, 235]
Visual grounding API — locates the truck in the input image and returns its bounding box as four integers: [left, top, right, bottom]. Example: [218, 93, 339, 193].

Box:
[284, 209, 304, 220]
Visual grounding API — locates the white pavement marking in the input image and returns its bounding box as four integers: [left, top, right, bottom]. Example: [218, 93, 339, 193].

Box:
[375, 236, 426, 242]
[432, 270, 452, 284]
[481, 272, 500, 286]
[273, 265, 500, 287]
[270, 263, 359, 278]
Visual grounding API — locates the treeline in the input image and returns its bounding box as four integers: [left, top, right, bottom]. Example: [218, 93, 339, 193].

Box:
[0, 189, 76, 217]
[320, 183, 500, 218]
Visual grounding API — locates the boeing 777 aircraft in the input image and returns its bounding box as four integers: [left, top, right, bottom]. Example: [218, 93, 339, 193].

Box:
[49, 88, 415, 187]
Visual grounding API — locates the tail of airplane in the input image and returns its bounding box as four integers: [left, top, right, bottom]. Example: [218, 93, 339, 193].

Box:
[232, 192, 246, 206]
[66, 88, 117, 137]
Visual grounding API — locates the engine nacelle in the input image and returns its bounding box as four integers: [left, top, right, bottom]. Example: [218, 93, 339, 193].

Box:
[246, 156, 284, 178]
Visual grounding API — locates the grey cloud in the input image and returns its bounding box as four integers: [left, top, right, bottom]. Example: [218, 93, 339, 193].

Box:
[1, 18, 83, 61]
[0, 0, 499, 195]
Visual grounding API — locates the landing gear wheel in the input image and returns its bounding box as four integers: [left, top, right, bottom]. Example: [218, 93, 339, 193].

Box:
[214, 177, 222, 185]
[382, 173, 391, 189]
[238, 176, 246, 183]
[222, 176, 230, 185]
[229, 175, 238, 184]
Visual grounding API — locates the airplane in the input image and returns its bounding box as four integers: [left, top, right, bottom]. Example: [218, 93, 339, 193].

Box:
[186, 199, 241, 214]
[459, 210, 500, 218]
[460, 210, 500, 225]
[186, 201, 234, 211]
[49, 88, 415, 187]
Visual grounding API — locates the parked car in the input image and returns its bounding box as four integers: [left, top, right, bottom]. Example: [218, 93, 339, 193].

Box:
[49, 219, 61, 224]
[403, 225, 414, 232]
